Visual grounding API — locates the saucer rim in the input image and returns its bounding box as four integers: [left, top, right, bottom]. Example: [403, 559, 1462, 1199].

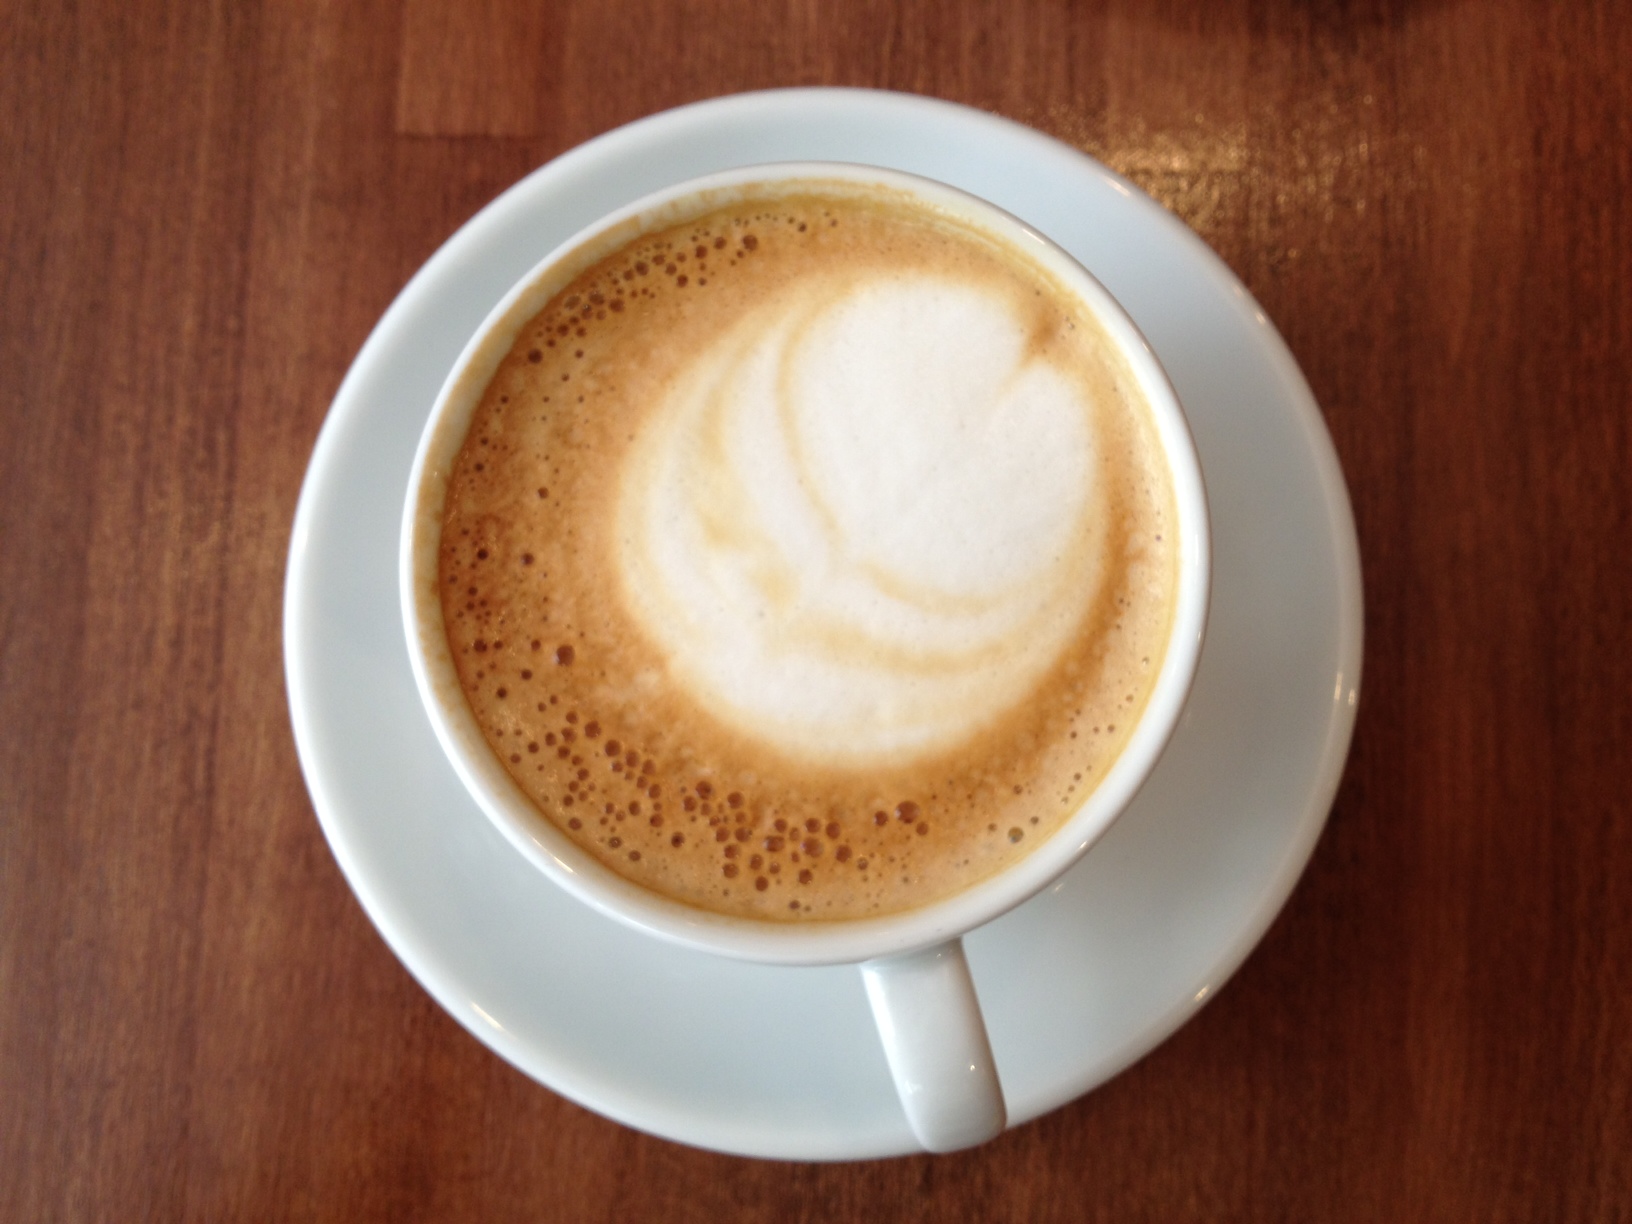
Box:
[284, 86, 1363, 1160]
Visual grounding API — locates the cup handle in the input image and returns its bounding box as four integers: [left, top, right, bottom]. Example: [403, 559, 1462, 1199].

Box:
[860, 939, 1007, 1152]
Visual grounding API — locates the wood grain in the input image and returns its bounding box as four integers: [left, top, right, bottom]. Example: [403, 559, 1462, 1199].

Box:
[2, 0, 1628, 1218]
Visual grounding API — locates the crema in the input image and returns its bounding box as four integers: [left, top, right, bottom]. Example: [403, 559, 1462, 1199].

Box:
[437, 181, 1178, 921]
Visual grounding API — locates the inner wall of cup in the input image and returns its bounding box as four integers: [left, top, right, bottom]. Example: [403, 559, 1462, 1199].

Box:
[402, 163, 1209, 965]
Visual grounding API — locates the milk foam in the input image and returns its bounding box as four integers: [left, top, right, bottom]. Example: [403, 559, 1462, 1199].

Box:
[616, 271, 1107, 766]
[439, 185, 1178, 922]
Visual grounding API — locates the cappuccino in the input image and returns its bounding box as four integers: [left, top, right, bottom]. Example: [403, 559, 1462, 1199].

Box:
[434, 179, 1178, 921]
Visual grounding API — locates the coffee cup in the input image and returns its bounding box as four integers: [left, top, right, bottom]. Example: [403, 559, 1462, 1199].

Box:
[401, 163, 1209, 1151]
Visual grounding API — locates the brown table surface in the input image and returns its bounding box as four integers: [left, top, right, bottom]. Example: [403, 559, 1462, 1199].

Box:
[5, 0, 1629, 1218]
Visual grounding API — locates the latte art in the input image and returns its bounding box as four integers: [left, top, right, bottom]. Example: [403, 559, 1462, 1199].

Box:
[617, 273, 1106, 765]
[434, 181, 1178, 922]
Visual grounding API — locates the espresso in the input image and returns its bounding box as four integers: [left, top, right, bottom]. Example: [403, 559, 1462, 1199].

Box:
[436, 180, 1177, 921]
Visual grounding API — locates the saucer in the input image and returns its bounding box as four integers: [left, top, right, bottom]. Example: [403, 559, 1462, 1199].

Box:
[284, 88, 1362, 1160]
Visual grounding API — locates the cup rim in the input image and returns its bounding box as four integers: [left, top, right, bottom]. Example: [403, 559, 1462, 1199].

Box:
[400, 161, 1210, 967]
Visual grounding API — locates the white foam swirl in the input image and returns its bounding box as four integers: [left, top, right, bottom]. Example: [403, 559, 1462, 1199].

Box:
[615, 271, 1106, 766]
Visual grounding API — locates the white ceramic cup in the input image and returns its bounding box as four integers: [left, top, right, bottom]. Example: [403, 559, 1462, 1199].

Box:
[401, 163, 1210, 1153]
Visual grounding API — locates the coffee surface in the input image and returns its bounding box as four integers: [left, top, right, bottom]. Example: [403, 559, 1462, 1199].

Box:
[437, 181, 1177, 921]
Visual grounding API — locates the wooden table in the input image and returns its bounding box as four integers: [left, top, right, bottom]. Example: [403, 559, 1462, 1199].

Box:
[4, 0, 1628, 1218]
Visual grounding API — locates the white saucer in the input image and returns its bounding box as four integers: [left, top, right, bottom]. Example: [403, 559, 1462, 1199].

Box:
[284, 88, 1363, 1160]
